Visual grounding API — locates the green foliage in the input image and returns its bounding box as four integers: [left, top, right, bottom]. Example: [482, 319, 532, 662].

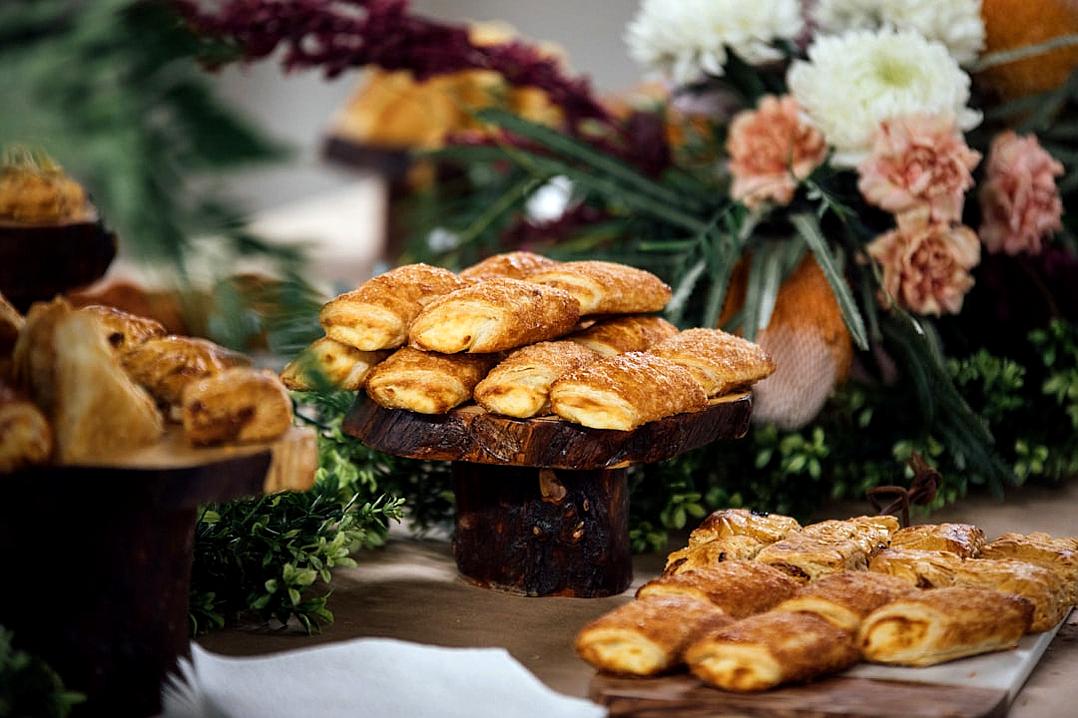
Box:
[0, 628, 83, 718]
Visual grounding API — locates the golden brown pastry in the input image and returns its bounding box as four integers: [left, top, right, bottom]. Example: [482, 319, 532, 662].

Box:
[121, 336, 250, 411]
[688, 508, 801, 546]
[78, 305, 166, 353]
[774, 571, 915, 632]
[0, 157, 89, 224]
[365, 347, 497, 414]
[51, 312, 164, 463]
[664, 535, 766, 575]
[574, 595, 732, 676]
[320, 264, 466, 351]
[182, 368, 293, 446]
[868, 548, 964, 588]
[953, 558, 1070, 632]
[569, 315, 678, 356]
[981, 532, 1078, 604]
[801, 516, 897, 558]
[409, 278, 581, 354]
[549, 352, 707, 431]
[649, 328, 776, 397]
[12, 298, 70, 413]
[279, 337, 388, 391]
[0, 382, 52, 472]
[527, 261, 672, 315]
[473, 340, 595, 418]
[636, 561, 801, 618]
[890, 523, 987, 558]
[0, 292, 22, 357]
[459, 251, 560, 281]
[686, 612, 859, 692]
[858, 587, 1033, 666]
[755, 534, 869, 582]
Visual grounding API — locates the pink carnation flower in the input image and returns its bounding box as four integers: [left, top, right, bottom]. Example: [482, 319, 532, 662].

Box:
[979, 131, 1065, 255]
[727, 95, 826, 209]
[867, 211, 981, 316]
[857, 114, 981, 223]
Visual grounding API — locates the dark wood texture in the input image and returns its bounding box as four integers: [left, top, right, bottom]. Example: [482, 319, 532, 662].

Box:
[0, 218, 116, 311]
[453, 464, 632, 597]
[322, 135, 413, 181]
[344, 393, 752, 470]
[590, 673, 1009, 718]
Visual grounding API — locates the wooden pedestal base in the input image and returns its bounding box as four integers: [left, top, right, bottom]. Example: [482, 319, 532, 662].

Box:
[452, 463, 632, 597]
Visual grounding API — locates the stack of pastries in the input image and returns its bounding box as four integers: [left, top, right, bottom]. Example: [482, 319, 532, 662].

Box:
[576, 508, 1076, 692]
[0, 294, 294, 472]
[282, 252, 775, 431]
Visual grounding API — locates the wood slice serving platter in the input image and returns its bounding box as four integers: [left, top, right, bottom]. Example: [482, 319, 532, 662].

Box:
[344, 393, 753, 598]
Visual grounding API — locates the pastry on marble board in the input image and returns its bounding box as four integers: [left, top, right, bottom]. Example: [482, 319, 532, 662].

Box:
[774, 571, 915, 632]
[527, 260, 671, 315]
[459, 251, 560, 281]
[868, 548, 964, 589]
[280, 337, 388, 391]
[649, 328, 776, 397]
[980, 532, 1078, 604]
[800, 516, 897, 558]
[755, 534, 870, 582]
[636, 561, 800, 618]
[365, 347, 497, 414]
[890, 523, 987, 558]
[569, 315, 678, 356]
[953, 558, 1070, 632]
[182, 368, 293, 446]
[473, 340, 596, 418]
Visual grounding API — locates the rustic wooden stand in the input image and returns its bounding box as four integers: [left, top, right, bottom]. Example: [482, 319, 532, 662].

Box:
[344, 394, 753, 597]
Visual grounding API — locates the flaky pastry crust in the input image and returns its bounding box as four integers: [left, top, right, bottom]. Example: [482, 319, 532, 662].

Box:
[527, 260, 671, 315]
[365, 347, 496, 414]
[474, 340, 595, 418]
[650, 328, 775, 397]
[569, 315, 677, 356]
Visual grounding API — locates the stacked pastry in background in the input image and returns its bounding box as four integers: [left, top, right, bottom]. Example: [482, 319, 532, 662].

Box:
[0, 294, 293, 472]
[282, 252, 776, 431]
[576, 508, 1076, 692]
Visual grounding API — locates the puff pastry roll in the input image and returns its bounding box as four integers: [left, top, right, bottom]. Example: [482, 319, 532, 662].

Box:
[686, 612, 859, 692]
[550, 352, 706, 431]
[409, 278, 581, 354]
[636, 561, 800, 618]
[279, 337, 388, 391]
[121, 336, 250, 410]
[182, 368, 293, 446]
[664, 535, 766, 576]
[801, 516, 896, 557]
[574, 595, 732, 676]
[365, 347, 497, 414]
[79, 305, 165, 352]
[774, 571, 915, 632]
[0, 382, 52, 472]
[890, 523, 987, 558]
[953, 558, 1070, 631]
[459, 251, 559, 281]
[320, 264, 466, 351]
[858, 587, 1033, 666]
[473, 340, 595, 418]
[650, 328, 776, 397]
[981, 533, 1078, 604]
[688, 508, 801, 547]
[527, 261, 672, 315]
[868, 548, 963, 588]
[569, 315, 677, 356]
[0, 292, 23, 356]
[755, 534, 870, 582]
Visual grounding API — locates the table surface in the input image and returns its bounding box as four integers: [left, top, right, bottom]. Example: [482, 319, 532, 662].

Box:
[199, 480, 1078, 717]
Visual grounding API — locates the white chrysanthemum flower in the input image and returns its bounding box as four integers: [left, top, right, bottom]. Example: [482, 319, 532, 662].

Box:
[813, 0, 985, 65]
[788, 28, 981, 167]
[626, 0, 804, 86]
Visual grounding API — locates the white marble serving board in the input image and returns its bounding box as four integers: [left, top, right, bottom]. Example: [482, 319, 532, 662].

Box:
[845, 609, 1071, 700]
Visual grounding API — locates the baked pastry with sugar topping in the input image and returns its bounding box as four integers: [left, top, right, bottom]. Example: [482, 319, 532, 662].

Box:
[527, 260, 671, 315]
[280, 337, 388, 391]
[474, 340, 595, 418]
[459, 251, 560, 281]
[868, 548, 964, 589]
[122, 336, 250, 412]
[890, 523, 987, 558]
[182, 368, 293, 446]
[78, 305, 165, 353]
[755, 534, 869, 581]
[650, 328, 775, 397]
[637, 561, 800, 618]
[366, 347, 497, 414]
[569, 315, 677, 356]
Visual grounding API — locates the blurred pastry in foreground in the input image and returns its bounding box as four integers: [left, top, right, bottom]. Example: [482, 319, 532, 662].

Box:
[0, 382, 52, 472]
[0, 292, 22, 356]
[755, 534, 869, 581]
[528, 261, 671, 315]
[569, 315, 677, 356]
[122, 336, 250, 412]
[637, 561, 800, 618]
[12, 298, 70, 413]
[474, 340, 595, 418]
[409, 278, 581, 354]
[890, 523, 987, 558]
[459, 251, 560, 281]
[650, 328, 776, 397]
[858, 587, 1033, 666]
[953, 558, 1070, 632]
[663, 535, 766, 575]
[366, 347, 497, 414]
[774, 571, 914, 632]
[0, 151, 89, 224]
[280, 337, 388, 391]
[686, 611, 859, 692]
[550, 352, 706, 430]
[688, 508, 801, 546]
[981, 532, 1078, 604]
[868, 548, 963, 588]
[320, 264, 465, 351]
[575, 595, 731, 676]
[78, 305, 165, 353]
[182, 368, 293, 446]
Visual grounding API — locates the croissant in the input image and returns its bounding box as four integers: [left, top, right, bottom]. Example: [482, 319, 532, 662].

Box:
[0, 381, 52, 472]
[409, 278, 581, 354]
[868, 548, 963, 589]
[636, 561, 800, 618]
[688, 508, 801, 547]
[859, 587, 1033, 666]
[774, 571, 914, 632]
[981, 532, 1078, 604]
[280, 337, 388, 391]
[569, 315, 678, 356]
[527, 261, 671, 315]
[459, 251, 560, 281]
[0, 292, 22, 357]
[365, 347, 497, 414]
[650, 328, 776, 397]
[663, 535, 766, 576]
[755, 534, 869, 582]
[320, 264, 466, 351]
[121, 336, 250, 411]
[550, 352, 707, 431]
[182, 368, 293, 446]
[686, 612, 859, 692]
[473, 340, 595, 418]
[890, 523, 987, 558]
[78, 305, 165, 353]
[953, 558, 1070, 632]
[574, 595, 731, 676]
